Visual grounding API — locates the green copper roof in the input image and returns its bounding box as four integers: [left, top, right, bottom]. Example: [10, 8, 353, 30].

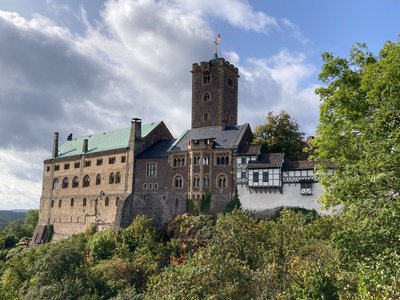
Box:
[54, 122, 161, 159]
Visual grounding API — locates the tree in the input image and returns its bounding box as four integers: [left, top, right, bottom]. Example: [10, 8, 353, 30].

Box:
[253, 111, 305, 160]
[313, 40, 400, 296]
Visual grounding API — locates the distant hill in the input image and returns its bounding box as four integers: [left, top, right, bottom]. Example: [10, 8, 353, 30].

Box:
[0, 210, 27, 228]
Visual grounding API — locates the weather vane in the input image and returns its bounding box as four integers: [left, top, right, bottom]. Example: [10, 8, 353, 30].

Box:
[213, 34, 221, 61]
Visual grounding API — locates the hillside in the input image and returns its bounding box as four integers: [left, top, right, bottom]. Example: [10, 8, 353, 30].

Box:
[0, 210, 27, 228]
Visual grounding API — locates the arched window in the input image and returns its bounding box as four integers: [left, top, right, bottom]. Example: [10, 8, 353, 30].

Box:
[193, 177, 200, 187]
[203, 70, 210, 84]
[72, 176, 79, 188]
[109, 173, 115, 184]
[62, 177, 69, 189]
[203, 113, 209, 121]
[83, 198, 87, 207]
[174, 175, 183, 188]
[83, 175, 90, 187]
[105, 197, 109, 206]
[116, 197, 120, 207]
[52, 178, 59, 190]
[225, 156, 229, 165]
[217, 174, 227, 188]
[203, 92, 210, 102]
[115, 172, 121, 184]
[96, 174, 101, 185]
[58, 199, 62, 208]
[216, 157, 221, 165]
[203, 177, 210, 187]
[221, 156, 225, 165]
[50, 200, 54, 208]
[70, 198, 74, 207]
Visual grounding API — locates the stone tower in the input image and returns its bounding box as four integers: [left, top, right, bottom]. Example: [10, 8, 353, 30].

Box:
[191, 58, 239, 128]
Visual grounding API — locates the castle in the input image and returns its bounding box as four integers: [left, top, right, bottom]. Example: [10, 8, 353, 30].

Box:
[33, 57, 325, 242]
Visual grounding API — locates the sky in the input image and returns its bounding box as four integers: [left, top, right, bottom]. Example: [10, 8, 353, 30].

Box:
[0, 0, 399, 210]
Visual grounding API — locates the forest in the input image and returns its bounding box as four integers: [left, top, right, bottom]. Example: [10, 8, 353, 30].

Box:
[1, 40, 399, 299]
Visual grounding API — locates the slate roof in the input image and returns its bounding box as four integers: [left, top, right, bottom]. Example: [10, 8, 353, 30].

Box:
[247, 153, 285, 169]
[54, 122, 161, 159]
[236, 144, 261, 156]
[282, 160, 315, 170]
[136, 139, 176, 158]
[170, 124, 250, 151]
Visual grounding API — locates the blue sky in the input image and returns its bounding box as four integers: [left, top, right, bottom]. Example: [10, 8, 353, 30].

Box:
[0, 0, 399, 210]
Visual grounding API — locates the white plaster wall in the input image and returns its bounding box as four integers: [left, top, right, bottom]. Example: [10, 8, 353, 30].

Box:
[238, 182, 332, 215]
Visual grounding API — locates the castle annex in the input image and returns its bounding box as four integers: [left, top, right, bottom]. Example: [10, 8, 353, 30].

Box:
[33, 58, 325, 243]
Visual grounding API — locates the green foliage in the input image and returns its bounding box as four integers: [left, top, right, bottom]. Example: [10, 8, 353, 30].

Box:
[89, 229, 117, 262]
[313, 39, 400, 296]
[199, 190, 212, 213]
[253, 110, 305, 160]
[224, 188, 241, 212]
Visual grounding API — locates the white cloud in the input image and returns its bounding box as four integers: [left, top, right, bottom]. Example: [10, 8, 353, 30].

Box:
[238, 50, 318, 135]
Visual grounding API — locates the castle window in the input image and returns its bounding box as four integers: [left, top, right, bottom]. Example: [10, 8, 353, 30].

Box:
[109, 157, 116, 164]
[74, 162, 80, 169]
[143, 183, 148, 190]
[149, 183, 153, 190]
[96, 174, 101, 185]
[85, 160, 91, 168]
[173, 175, 184, 188]
[64, 163, 70, 170]
[72, 176, 79, 188]
[193, 177, 200, 187]
[96, 158, 103, 166]
[217, 174, 227, 188]
[70, 198, 74, 207]
[52, 178, 59, 190]
[227, 76, 234, 87]
[46, 166, 50, 172]
[230, 115, 234, 123]
[121, 155, 126, 163]
[154, 183, 158, 190]
[216, 155, 229, 165]
[203, 92, 210, 102]
[83, 175, 90, 187]
[116, 197, 120, 206]
[203, 156, 209, 165]
[115, 172, 121, 184]
[83, 198, 87, 206]
[51, 200, 54, 208]
[263, 171, 269, 182]
[253, 172, 259, 183]
[146, 162, 157, 177]
[109, 173, 115, 184]
[301, 182, 313, 195]
[62, 177, 69, 189]
[58, 199, 62, 208]
[105, 197, 110, 206]
[54, 164, 60, 171]
[203, 70, 211, 84]
[203, 177, 210, 187]
[241, 172, 247, 179]
[203, 113, 209, 121]
[193, 156, 201, 165]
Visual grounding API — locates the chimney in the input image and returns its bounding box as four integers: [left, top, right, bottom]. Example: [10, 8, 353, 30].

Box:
[52, 132, 59, 158]
[132, 118, 142, 139]
[82, 139, 88, 153]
